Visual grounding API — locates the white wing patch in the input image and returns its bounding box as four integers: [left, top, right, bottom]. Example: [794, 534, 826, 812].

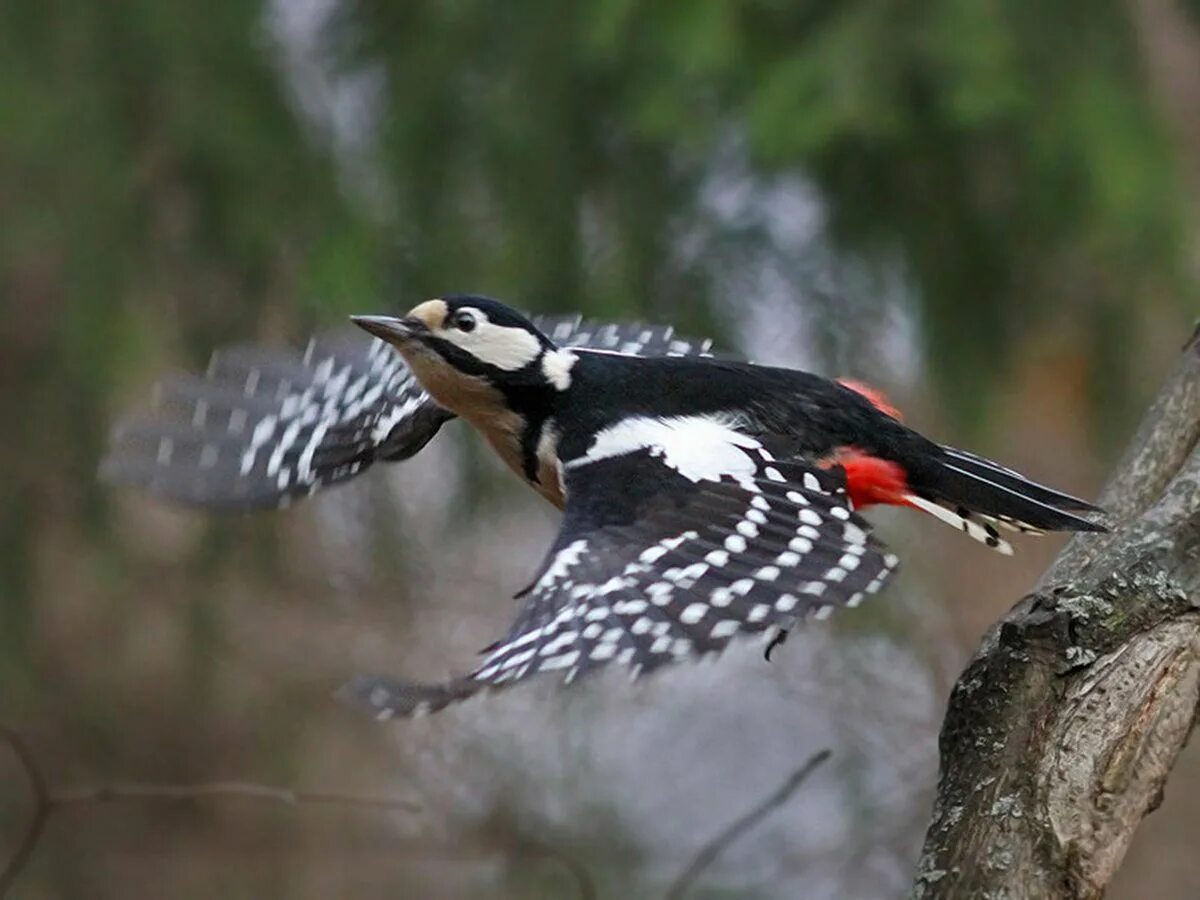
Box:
[567, 414, 762, 484]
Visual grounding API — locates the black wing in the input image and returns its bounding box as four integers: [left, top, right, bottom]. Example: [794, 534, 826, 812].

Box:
[101, 316, 729, 509]
[343, 431, 899, 718]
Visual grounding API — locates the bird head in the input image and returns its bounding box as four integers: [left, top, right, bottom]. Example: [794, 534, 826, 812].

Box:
[352, 295, 575, 418]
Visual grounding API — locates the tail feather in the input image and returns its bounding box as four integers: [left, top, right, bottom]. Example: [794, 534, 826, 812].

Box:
[934, 461, 1102, 532]
[940, 446, 1101, 512]
[906, 444, 1105, 535]
[904, 495, 1014, 555]
[980, 513, 1045, 536]
[896, 443, 1106, 550]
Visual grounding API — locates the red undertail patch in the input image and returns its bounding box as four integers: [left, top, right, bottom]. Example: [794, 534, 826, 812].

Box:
[826, 449, 911, 510]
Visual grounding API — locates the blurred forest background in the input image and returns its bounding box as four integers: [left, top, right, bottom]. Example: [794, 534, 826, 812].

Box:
[2, 1, 1199, 898]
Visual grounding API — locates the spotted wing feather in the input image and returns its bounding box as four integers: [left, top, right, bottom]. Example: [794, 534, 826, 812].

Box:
[102, 317, 730, 509]
[102, 330, 438, 508]
[344, 443, 898, 718]
[535, 315, 722, 358]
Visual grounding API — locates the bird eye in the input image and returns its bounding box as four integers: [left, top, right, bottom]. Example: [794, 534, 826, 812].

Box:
[452, 311, 477, 333]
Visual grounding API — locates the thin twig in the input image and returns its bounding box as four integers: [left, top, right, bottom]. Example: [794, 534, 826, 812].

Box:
[665, 748, 832, 900]
[0, 724, 52, 898]
[520, 844, 598, 900]
[51, 782, 419, 811]
[0, 721, 418, 898]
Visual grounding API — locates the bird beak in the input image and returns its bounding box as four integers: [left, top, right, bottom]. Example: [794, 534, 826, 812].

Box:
[350, 315, 427, 343]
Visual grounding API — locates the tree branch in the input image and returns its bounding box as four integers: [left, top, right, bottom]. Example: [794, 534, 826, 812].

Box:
[515, 842, 598, 900]
[0, 722, 418, 898]
[913, 328, 1200, 898]
[665, 748, 832, 899]
[49, 781, 420, 811]
[1, 725, 599, 899]
[0, 724, 51, 898]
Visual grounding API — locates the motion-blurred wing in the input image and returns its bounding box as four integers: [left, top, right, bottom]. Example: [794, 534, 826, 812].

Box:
[533, 315, 725, 358]
[344, 419, 898, 718]
[102, 316, 731, 510]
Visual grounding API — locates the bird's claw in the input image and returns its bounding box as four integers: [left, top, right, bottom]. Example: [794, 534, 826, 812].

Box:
[764, 628, 789, 662]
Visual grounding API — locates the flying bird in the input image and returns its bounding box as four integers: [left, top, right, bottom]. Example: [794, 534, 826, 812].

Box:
[103, 295, 1105, 717]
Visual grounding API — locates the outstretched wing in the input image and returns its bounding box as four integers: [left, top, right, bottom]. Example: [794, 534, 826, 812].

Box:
[534, 315, 723, 358]
[101, 316, 728, 509]
[102, 330, 443, 508]
[343, 417, 899, 718]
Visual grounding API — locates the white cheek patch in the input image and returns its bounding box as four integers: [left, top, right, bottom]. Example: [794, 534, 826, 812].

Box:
[567, 414, 761, 483]
[447, 311, 543, 371]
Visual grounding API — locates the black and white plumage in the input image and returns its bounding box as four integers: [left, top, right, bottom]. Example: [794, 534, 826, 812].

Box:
[103, 294, 1106, 718]
[101, 314, 722, 509]
[343, 431, 897, 717]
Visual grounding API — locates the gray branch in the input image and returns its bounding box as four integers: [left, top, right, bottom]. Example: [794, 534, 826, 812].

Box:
[0, 720, 419, 898]
[913, 325, 1200, 899]
[665, 749, 832, 899]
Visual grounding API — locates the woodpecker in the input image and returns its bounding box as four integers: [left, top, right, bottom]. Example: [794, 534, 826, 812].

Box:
[104, 295, 1105, 718]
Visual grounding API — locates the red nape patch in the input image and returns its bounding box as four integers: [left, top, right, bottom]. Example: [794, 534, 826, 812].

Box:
[838, 379, 903, 421]
[825, 449, 911, 509]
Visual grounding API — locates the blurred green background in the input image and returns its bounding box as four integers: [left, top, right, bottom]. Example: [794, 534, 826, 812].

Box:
[2, 2, 1198, 898]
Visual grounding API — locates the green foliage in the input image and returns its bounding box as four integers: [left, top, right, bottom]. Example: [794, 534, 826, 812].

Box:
[0, 1, 367, 708]
[1, 0, 1186, 436]
[1, 4, 1196, 895]
[1, 0, 1188, 619]
[341, 0, 1188, 424]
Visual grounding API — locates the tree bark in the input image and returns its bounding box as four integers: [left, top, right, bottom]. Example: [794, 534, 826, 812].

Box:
[912, 325, 1200, 899]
